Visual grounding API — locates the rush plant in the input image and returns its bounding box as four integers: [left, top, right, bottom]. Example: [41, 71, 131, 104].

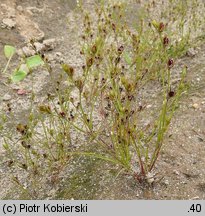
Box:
[60, 1, 189, 182]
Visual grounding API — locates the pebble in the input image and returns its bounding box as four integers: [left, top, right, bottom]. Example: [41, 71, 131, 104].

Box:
[2, 18, 16, 29]
[173, 170, 180, 175]
[43, 38, 57, 51]
[186, 48, 197, 57]
[17, 5, 23, 12]
[3, 94, 12, 101]
[34, 42, 45, 53]
[146, 172, 155, 185]
[16, 49, 24, 57]
[164, 179, 169, 185]
[192, 103, 199, 109]
[22, 46, 35, 57]
[26, 6, 44, 14]
[196, 77, 201, 82]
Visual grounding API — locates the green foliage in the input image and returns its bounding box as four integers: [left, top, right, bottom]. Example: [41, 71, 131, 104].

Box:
[4, 45, 16, 59]
[11, 64, 29, 82]
[26, 55, 44, 69]
[2, 46, 44, 82]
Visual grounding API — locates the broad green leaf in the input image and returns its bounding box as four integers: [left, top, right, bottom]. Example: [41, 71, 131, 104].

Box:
[4, 45, 16, 59]
[124, 52, 132, 65]
[26, 55, 44, 69]
[11, 68, 27, 83]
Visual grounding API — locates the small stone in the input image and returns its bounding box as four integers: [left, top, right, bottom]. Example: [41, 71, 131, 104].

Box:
[173, 170, 180, 175]
[17, 49, 24, 57]
[3, 94, 12, 101]
[17, 6, 23, 12]
[17, 89, 27, 95]
[164, 179, 169, 185]
[43, 38, 57, 51]
[146, 172, 155, 185]
[191, 196, 199, 200]
[186, 48, 197, 57]
[192, 103, 199, 109]
[196, 78, 201, 82]
[55, 52, 62, 57]
[22, 46, 35, 57]
[34, 42, 45, 53]
[26, 6, 44, 14]
[7, 7, 16, 18]
[45, 53, 55, 62]
[2, 18, 16, 29]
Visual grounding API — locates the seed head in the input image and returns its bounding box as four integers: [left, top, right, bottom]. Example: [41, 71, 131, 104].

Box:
[159, 22, 165, 32]
[163, 36, 169, 46]
[168, 59, 174, 69]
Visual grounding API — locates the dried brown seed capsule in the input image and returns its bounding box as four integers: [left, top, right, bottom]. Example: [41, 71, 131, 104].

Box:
[86, 58, 94, 68]
[75, 79, 84, 92]
[121, 96, 126, 103]
[101, 77, 106, 84]
[115, 57, 121, 64]
[70, 113, 75, 119]
[39, 105, 52, 114]
[60, 112, 66, 118]
[21, 141, 28, 148]
[7, 160, 14, 167]
[168, 91, 175, 98]
[138, 105, 143, 111]
[16, 124, 28, 135]
[103, 29, 107, 34]
[130, 110, 135, 116]
[62, 64, 74, 78]
[168, 59, 174, 69]
[163, 36, 169, 46]
[105, 112, 109, 118]
[118, 45, 124, 54]
[159, 22, 165, 32]
[91, 45, 97, 54]
[128, 95, 134, 101]
[112, 23, 116, 31]
[43, 153, 47, 158]
[82, 65, 86, 70]
[76, 102, 80, 109]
